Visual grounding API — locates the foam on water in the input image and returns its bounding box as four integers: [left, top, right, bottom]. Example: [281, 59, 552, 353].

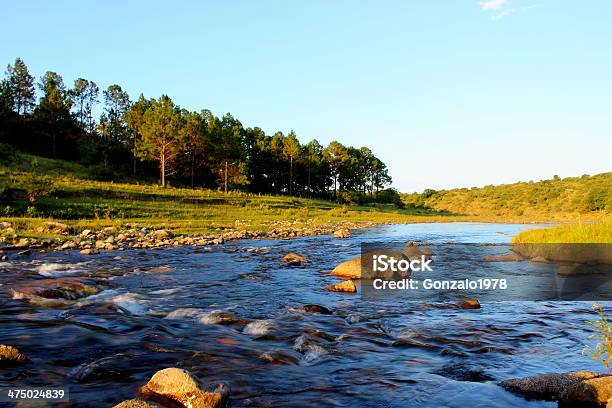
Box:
[165, 308, 202, 319]
[111, 293, 150, 315]
[243, 319, 275, 336]
[35, 262, 85, 277]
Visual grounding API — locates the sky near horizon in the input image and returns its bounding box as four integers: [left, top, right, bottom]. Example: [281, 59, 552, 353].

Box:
[2, 0, 610, 192]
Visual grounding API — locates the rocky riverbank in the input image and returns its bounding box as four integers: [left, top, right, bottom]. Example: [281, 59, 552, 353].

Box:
[0, 220, 365, 255]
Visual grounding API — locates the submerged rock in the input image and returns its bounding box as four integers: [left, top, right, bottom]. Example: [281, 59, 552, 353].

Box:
[199, 310, 246, 325]
[259, 350, 300, 365]
[0, 344, 28, 365]
[138, 367, 229, 408]
[282, 253, 307, 266]
[501, 370, 612, 406]
[483, 253, 523, 262]
[9, 278, 101, 305]
[325, 280, 357, 293]
[302, 304, 332, 315]
[331, 257, 361, 279]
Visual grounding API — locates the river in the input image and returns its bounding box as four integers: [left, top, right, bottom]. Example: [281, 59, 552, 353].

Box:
[0, 223, 604, 407]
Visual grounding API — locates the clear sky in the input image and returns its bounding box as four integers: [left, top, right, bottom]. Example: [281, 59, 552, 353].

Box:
[2, 0, 610, 192]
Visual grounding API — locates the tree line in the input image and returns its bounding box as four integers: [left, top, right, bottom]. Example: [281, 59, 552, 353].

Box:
[0, 57, 397, 203]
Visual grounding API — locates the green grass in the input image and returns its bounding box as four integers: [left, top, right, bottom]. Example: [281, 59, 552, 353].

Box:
[0, 154, 461, 239]
[513, 221, 612, 244]
[2, 154, 610, 242]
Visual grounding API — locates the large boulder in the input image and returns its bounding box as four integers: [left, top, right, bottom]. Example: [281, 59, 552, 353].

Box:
[0, 344, 28, 365]
[138, 367, 229, 408]
[331, 257, 361, 278]
[501, 371, 612, 406]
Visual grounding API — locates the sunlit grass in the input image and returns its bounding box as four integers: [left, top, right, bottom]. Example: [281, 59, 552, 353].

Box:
[513, 219, 612, 244]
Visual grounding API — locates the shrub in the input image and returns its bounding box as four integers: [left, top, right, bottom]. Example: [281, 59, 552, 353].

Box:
[585, 304, 612, 370]
[0, 143, 19, 165]
[375, 188, 405, 208]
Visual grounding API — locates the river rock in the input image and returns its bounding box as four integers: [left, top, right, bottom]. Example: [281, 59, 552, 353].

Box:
[37, 221, 72, 235]
[331, 257, 361, 279]
[153, 229, 173, 240]
[325, 280, 357, 293]
[303, 304, 332, 315]
[9, 278, 101, 304]
[334, 228, 351, 238]
[457, 299, 481, 309]
[0, 344, 28, 365]
[283, 253, 307, 266]
[484, 253, 523, 262]
[139, 367, 229, 408]
[81, 248, 100, 255]
[501, 371, 612, 406]
[113, 399, 162, 408]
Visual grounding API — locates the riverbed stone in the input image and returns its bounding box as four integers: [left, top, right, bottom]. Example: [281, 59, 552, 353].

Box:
[81, 248, 99, 255]
[331, 256, 361, 279]
[139, 367, 229, 408]
[501, 370, 612, 405]
[9, 278, 101, 303]
[334, 228, 351, 238]
[283, 253, 307, 266]
[325, 280, 357, 293]
[483, 253, 523, 262]
[457, 299, 481, 309]
[303, 304, 332, 314]
[0, 344, 28, 365]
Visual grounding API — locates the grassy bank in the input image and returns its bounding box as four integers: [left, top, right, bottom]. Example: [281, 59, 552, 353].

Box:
[0, 154, 456, 241]
[513, 222, 612, 244]
[1, 154, 610, 243]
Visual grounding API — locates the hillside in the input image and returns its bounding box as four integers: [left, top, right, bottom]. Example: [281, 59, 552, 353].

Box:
[402, 173, 612, 220]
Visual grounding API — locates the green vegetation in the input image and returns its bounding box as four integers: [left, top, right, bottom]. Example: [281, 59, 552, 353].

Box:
[512, 222, 612, 244]
[585, 304, 612, 370]
[403, 173, 612, 220]
[0, 153, 454, 240]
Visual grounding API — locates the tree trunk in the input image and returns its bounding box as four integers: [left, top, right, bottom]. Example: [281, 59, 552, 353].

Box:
[191, 154, 195, 188]
[289, 156, 293, 196]
[161, 152, 166, 187]
[307, 158, 311, 197]
[224, 160, 228, 193]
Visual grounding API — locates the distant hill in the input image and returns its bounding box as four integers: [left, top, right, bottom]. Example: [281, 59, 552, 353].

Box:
[402, 173, 612, 219]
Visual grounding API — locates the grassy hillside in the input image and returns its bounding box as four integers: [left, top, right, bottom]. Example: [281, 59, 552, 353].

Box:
[0, 153, 455, 240]
[402, 173, 611, 220]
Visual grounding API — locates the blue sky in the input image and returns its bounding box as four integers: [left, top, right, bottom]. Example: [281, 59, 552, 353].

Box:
[2, 0, 610, 192]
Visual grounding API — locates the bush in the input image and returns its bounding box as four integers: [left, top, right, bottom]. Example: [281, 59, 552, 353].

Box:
[375, 188, 404, 208]
[21, 172, 54, 205]
[88, 164, 121, 181]
[0, 143, 19, 165]
[585, 304, 612, 369]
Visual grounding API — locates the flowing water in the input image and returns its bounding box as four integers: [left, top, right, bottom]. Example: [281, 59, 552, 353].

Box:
[0, 223, 605, 407]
